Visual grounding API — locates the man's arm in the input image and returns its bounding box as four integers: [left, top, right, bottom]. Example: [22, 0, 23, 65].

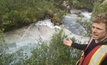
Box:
[71, 37, 93, 50]
[71, 43, 87, 50]
[63, 39, 87, 50]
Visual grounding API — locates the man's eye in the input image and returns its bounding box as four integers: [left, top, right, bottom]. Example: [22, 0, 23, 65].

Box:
[97, 28, 102, 30]
[92, 26, 95, 29]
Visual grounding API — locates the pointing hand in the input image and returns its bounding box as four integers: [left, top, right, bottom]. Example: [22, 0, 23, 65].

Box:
[63, 39, 72, 46]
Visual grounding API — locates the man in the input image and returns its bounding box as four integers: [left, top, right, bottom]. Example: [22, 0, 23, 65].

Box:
[63, 13, 107, 65]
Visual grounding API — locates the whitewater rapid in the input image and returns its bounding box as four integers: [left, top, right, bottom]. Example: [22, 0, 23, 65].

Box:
[4, 10, 91, 54]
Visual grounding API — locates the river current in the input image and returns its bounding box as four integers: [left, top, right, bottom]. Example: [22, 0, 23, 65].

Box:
[4, 9, 91, 56]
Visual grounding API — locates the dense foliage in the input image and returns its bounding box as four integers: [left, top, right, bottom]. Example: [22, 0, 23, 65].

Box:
[0, 0, 66, 32]
[92, 0, 107, 17]
[0, 0, 100, 32]
[72, 0, 94, 11]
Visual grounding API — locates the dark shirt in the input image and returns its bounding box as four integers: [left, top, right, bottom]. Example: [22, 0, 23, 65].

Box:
[71, 39, 107, 65]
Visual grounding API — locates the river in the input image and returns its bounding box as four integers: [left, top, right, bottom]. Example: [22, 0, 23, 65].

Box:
[4, 9, 91, 56]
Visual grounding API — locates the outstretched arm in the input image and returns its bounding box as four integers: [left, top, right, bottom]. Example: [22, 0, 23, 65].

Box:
[63, 39, 87, 50]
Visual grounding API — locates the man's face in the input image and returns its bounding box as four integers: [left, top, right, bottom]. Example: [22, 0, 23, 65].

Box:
[92, 23, 107, 42]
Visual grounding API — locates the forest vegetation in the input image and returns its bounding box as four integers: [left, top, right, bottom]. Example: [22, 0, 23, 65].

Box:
[0, 0, 107, 65]
[0, 0, 100, 32]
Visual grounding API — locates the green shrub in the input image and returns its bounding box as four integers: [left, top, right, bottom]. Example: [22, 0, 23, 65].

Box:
[92, 0, 107, 17]
[72, 0, 94, 11]
[0, 0, 66, 32]
[24, 29, 82, 65]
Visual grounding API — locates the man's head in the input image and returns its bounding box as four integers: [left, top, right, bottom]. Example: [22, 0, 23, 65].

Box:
[92, 13, 107, 30]
[92, 13, 107, 42]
